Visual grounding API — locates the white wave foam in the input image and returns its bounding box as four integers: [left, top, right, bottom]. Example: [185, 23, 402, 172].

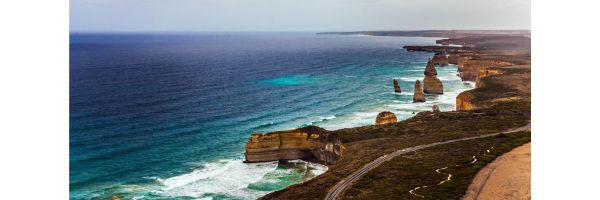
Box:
[399, 77, 423, 82]
[154, 159, 278, 198]
[437, 75, 461, 81]
[287, 160, 329, 175]
[464, 81, 476, 87]
[152, 159, 328, 199]
[132, 196, 145, 200]
[305, 115, 336, 126]
[299, 65, 473, 131]
[393, 92, 414, 96]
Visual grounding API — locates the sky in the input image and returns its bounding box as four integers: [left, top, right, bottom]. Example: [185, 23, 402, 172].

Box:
[70, 0, 530, 32]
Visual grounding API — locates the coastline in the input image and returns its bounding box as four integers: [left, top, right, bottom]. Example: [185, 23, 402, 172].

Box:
[257, 30, 531, 200]
[232, 34, 477, 199]
[70, 33, 454, 200]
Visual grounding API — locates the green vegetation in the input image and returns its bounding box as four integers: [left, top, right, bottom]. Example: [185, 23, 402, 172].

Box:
[334, 99, 530, 143]
[342, 131, 530, 199]
[468, 66, 531, 104]
[261, 100, 530, 200]
[262, 36, 530, 199]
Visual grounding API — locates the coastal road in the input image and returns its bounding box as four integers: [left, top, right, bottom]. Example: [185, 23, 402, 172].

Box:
[324, 124, 531, 200]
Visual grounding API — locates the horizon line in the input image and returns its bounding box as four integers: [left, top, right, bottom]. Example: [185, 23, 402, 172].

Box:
[69, 29, 531, 34]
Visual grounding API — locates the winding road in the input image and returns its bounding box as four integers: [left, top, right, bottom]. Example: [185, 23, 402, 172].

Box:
[324, 124, 530, 200]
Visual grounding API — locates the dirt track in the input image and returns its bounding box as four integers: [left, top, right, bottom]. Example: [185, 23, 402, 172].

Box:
[325, 125, 530, 200]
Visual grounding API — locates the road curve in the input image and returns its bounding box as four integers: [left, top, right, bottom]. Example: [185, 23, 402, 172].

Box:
[324, 124, 530, 200]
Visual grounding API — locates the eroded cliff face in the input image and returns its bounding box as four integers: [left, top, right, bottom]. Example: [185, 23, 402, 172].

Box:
[423, 76, 443, 94]
[457, 59, 513, 81]
[475, 69, 502, 88]
[431, 53, 449, 65]
[375, 111, 397, 125]
[424, 60, 437, 76]
[245, 126, 344, 165]
[456, 65, 531, 111]
[448, 54, 460, 64]
[456, 91, 477, 111]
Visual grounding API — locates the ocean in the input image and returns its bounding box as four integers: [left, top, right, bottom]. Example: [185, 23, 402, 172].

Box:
[70, 32, 474, 200]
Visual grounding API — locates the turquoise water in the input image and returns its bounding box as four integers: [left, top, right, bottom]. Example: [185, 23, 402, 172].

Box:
[259, 75, 318, 86]
[70, 33, 474, 199]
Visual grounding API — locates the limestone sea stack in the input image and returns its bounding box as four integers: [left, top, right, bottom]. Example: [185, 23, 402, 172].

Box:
[245, 126, 344, 165]
[413, 80, 426, 102]
[393, 79, 401, 93]
[423, 60, 444, 94]
[432, 105, 440, 112]
[424, 59, 437, 76]
[375, 111, 397, 125]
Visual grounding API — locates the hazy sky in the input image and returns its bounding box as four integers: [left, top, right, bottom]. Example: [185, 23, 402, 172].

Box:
[70, 0, 530, 32]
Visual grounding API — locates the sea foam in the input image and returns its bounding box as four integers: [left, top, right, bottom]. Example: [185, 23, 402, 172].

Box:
[153, 159, 327, 199]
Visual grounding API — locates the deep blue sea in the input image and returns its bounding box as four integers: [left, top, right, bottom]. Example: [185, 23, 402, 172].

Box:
[70, 32, 474, 200]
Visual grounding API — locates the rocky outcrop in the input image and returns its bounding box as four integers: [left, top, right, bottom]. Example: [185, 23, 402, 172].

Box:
[448, 54, 460, 64]
[456, 65, 531, 111]
[456, 92, 477, 111]
[432, 105, 440, 112]
[245, 126, 344, 165]
[413, 80, 426, 102]
[449, 52, 476, 65]
[423, 60, 444, 94]
[475, 69, 502, 88]
[404, 45, 470, 53]
[375, 111, 397, 125]
[431, 53, 449, 65]
[393, 79, 401, 93]
[424, 59, 437, 76]
[457, 59, 513, 81]
[423, 76, 443, 94]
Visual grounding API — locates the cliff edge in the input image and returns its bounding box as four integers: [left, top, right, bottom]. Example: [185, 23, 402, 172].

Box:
[245, 126, 344, 165]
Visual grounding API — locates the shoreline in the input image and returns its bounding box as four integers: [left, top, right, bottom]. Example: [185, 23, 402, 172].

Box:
[236, 35, 475, 198]
[244, 39, 474, 165]
[117, 34, 455, 200]
[258, 30, 530, 200]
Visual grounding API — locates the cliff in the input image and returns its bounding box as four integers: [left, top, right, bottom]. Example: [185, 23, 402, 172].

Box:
[375, 111, 397, 125]
[456, 65, 530, 111]
[404, 45, 471, 53]
[245, 126, 344, 165]
[456, 91, 477, 111]
[261, 32, 531, 200]
[431, 53, 449, 65]
[457, 59, 513, 81]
